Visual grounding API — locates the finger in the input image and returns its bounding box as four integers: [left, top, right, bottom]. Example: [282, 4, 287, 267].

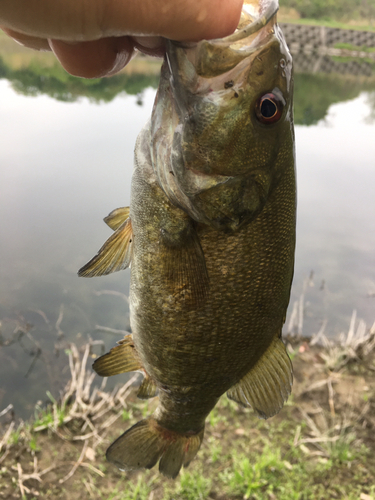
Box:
[0, 0, 243, 42]
[132, 36, 165, 58]
[1, 27, 51, 51]
[49, 37, 135, 78]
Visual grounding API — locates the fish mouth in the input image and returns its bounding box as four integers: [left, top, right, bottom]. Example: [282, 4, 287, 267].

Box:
[213, 0, 279, 45]
[170, 0, 280, 78]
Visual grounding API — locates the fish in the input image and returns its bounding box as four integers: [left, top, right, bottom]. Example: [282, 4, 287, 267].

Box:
[78, 0, 295, 479]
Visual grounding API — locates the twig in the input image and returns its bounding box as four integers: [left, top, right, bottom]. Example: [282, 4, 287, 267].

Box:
[59, 440, 88, 484]
[95, 325, 130, 336]
[327, 378, 335, 417]
[94, 289, 129, 303]
[0, 421, 15, 453]
[15, 458, 55, 497]
[0, 403, 13, 418]
[17, 463, 27, 498]
[55, 304, 64, 338]
[29, 309, 50, 325]
[67, 461, 105, 477]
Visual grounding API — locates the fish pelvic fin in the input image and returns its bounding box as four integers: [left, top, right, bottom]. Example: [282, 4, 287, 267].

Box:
[78, 217, 133, 277]
[106, 417, 205, 479]
[93, 335, 141, 377]
[137, 375, 159, 400]
[227, 336, 293, 419]
[104, 207, 130, 231]
[160, 223, 209, 309]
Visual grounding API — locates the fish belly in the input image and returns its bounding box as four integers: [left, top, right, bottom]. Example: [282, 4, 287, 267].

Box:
[129, 128, 296, 404]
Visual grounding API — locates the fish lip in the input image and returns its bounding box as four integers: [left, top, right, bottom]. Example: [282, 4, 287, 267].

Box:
[213, 0, 279, 45]
[174, 0, 279, 49]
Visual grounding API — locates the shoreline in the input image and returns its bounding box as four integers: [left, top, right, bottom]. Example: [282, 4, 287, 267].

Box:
[1, 327, 374, 499]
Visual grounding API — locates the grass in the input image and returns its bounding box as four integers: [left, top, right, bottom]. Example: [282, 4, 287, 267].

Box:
[334, 43, 375, 53]
[0, 320, 375, 499]
[278, 15, 375, 33]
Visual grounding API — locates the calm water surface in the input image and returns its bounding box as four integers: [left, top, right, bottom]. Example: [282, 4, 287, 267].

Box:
[0, 56, 374, 418]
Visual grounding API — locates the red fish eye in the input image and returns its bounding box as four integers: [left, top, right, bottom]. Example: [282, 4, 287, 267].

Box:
[255, 93, 284, 124]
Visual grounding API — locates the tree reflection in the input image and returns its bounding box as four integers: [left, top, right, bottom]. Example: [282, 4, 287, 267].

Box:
[0, 56, 159, 103]
[1, 54, 375, 124]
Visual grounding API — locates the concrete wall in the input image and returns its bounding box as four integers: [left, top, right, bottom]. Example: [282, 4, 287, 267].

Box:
[280, 23, 375, 50]
[279, 23, 375, 76]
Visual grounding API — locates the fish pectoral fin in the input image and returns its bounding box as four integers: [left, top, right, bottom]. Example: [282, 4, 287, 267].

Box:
[78, 218, 133, 277]
[104, 207, 130, 231]
[93, 335, 142, 377]
[106, 417, 204, 478]
[137, 375, 159, 400]
[227, 336, 293, 419]
[161, 223, 209, 309]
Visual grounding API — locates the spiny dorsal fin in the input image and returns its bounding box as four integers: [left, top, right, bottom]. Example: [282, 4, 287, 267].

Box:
[227, 336, 293, 419]
[93, 335, 141, 377]
[104, 207, 130, 231]
[137, 375, 159, 400]
[78, 218, 133, 277]
[160, 224, 209, 309]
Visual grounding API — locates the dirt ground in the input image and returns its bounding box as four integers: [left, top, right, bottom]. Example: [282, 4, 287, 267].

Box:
[1, 337, 375, 499]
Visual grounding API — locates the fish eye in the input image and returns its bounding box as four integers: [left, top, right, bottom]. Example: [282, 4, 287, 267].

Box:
[255, 92, 284, 125]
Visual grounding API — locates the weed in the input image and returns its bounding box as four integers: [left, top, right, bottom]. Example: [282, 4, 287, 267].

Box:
[167, 469, 212, 500]
[28, 435, 39, 453]
[120, 476, 151, 500]
[207, 437, 222, 464]
[121, 409, 133, 421]
[9, 428, 21, 446]
[219, 446, 287, 499]
[207, 406, 225, 428]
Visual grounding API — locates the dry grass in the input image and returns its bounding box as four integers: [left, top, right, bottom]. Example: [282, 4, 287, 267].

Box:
[0, 311, 374, 498]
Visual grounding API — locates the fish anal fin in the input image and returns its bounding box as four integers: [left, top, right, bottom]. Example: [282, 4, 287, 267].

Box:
[137, 375, 159, 400]
[93, 335, 141, 377]
[104, 207, 130, 231]
[227, 336, 293, 419]
[78, 218, 133, 277]
[106, 417, 204, 479]
[161, 224, 209, 309]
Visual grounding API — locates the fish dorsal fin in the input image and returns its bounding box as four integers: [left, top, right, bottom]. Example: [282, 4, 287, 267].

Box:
[160, 224, 209, 309]
[78, 218, 133, 277]
[227, 336, 293, 419]
[137, 375, 159, 400]
[93, 335, 142, 377]
[104, 207, 130, 231]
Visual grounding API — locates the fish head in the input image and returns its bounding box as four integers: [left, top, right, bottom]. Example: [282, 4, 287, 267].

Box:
[151, 0, 295, 231]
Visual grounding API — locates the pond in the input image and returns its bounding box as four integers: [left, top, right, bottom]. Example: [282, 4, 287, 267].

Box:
[0, 40, 374, 419]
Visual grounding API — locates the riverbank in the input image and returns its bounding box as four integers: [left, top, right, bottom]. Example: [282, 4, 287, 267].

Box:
[1, 324, 374, 500]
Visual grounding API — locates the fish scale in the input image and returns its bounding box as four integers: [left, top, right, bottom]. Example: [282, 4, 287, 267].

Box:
[78, 0, 296, 478]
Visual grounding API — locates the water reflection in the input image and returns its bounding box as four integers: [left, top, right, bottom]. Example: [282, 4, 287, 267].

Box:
[1, 50, 375, 125]
[0, 43, 374, 419]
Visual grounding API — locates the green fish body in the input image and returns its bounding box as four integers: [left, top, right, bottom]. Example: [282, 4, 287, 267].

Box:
[79, 0, 296, 478]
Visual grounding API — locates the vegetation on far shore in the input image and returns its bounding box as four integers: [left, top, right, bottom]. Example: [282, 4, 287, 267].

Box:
[278, 1, 375, 31]
[1, 318, 375, 500]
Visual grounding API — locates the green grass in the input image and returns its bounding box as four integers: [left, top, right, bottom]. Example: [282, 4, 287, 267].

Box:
[1, 341, 375, 500]
[334, 42, 375, 53]
[165, 469, 212, 500]
[32, 394, 68, 430]
[280, 16, 375, 32]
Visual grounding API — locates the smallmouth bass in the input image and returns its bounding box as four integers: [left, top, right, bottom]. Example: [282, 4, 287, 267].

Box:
[79, 0, 295, 479]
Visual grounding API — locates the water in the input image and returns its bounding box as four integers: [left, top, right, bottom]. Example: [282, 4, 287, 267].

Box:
[0, 48, 374, 419]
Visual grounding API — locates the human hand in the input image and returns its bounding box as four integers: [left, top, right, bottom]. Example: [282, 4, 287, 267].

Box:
[0, 0, 243, 78]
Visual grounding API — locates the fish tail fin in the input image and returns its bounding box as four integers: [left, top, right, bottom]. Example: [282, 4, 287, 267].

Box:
[106, 417, 204, 479]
